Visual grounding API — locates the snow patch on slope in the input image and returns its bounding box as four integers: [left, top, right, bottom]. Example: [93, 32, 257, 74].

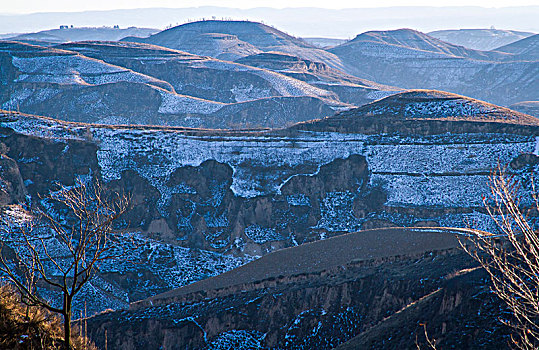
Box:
[158, 91, 224, 115]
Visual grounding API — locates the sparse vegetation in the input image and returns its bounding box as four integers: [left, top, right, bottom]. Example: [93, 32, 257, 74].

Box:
[0, 283, 95, 349]
[0, 180, 131, 350]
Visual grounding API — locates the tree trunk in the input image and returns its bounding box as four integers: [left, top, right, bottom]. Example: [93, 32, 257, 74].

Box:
[63, 294, 72, 350]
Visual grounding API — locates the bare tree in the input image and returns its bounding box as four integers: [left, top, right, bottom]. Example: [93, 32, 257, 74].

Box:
[462, 166, 539, 349]
[0, 180, 131, 350]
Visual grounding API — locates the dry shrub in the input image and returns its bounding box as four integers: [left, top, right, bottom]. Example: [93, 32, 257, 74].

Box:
[0, 283, 96, 349]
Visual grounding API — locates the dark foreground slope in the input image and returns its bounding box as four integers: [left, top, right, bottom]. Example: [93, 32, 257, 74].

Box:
[86, 227, 509, 349]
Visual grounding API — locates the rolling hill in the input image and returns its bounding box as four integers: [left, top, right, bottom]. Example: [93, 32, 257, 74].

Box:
[429, 28, 534, 51]
[0, 40, 353, 128]
[56, 41, 339, 104]
[342, 28, 505, 61]
[329, 29, 538, 106]
[128, 20, 347, 71]
[6, 26, 158, 44]
[495, 34, 539, 61]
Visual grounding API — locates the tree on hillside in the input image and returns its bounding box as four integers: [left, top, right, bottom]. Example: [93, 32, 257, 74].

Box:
[463, 165, 539, 349]
[0, 180, 131, 350]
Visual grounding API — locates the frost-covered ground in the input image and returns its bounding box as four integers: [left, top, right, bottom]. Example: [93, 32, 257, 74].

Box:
[11, 55, 165, 86]
[3, 114, 537, 231]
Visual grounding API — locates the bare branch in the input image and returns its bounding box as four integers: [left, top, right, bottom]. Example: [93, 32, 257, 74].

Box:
[462, 165, 539, 349]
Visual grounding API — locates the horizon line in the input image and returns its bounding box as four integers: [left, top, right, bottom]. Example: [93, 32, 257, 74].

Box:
[2, 5, 539, 16]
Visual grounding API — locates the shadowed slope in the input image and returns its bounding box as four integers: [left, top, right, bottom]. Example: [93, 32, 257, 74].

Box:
[134, 227, 464, 308]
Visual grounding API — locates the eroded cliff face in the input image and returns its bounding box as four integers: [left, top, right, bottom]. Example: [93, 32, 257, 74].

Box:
[0, 91, 537, 314]
[0, 146, 26, 205]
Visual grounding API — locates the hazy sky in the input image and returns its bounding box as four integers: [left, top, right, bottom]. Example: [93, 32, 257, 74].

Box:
[4, 0, 539, 14]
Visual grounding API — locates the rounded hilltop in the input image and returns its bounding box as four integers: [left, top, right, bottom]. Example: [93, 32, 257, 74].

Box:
[140, 20, 313, 51]
[355, 89, 539, 123]
[292, 89, 539, 135]
[332, 28, 501, 61]
[122, 19, 346, 71]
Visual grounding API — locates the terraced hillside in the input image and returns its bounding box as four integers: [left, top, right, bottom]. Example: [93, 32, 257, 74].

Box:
[57, 41, 397, 108]
[235, 51, 400, 106]
[0, 40, 356, 128]
[329, 29, 539, 106]
[86, 227, 509, 349]
[0, 89, 537, 318]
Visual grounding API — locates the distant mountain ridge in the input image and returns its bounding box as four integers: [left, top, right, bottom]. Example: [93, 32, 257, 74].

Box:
[1, 6, 538, 38]
[6, 26, 158, 44]
[329, 28, 538, 106]
[429, 28, 535, 51]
